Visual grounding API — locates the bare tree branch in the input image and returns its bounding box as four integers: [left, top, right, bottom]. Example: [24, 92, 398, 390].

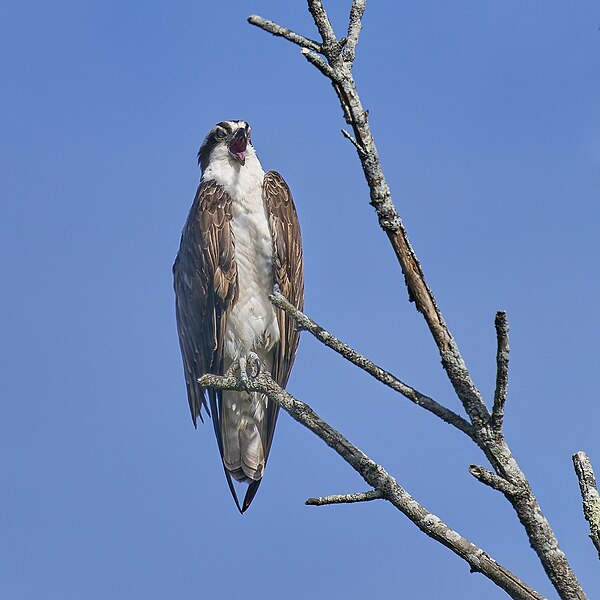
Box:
[270, 291, 474, 438]
[253, 4, 492, 430]
[306, 489, 383, 506]
[469, 465, 517, 496]
[247, 14, 322, 53]
[491, 311, 510, 431]
[307, 0, 337, 51]
[343, 0, 365, 63]
[341, 128, 366, 155]
[248, 3, 588, 598]
[572, 451, 600, 560]
[200, 371, 544, 600]
[300, 47, 335, 78]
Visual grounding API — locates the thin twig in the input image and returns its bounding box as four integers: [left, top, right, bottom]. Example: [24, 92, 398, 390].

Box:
[247, 15, 322, 53]
[306, 489, 383, 506]
[270, 291, 474, 438]
[341, 128, 366, 155]
[300, 47, 335, 78]
[200, 371, 543, 600]
[491, 311, 510, 431]
[307, 0, 337, 51]
[572, 452, 600, 560]
[469, 465, 517, 496]
[343, 0, 365, 63]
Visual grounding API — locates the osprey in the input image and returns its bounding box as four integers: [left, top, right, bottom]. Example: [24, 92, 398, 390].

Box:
[173, 120, 304, 512]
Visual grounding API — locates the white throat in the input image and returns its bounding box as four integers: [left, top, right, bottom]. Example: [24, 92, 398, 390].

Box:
[202, 144, 265, 199]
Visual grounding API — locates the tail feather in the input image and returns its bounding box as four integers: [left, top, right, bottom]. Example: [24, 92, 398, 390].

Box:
[242, 480, 262, 513]
[221, 390, 268, 482]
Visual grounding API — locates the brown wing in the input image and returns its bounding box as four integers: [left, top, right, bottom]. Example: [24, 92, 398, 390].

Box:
[264, 171, 304, 386]
[264, 171, 304, 449]
[173, 179, 238, 427]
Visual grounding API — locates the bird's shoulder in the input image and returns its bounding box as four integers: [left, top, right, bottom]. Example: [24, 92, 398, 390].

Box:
[263, 170, 292, 205]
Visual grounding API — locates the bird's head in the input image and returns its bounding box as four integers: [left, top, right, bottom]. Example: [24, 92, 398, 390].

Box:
[198, 120, 253, 173]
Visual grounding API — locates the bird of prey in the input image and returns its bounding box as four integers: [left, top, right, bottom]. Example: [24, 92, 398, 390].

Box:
[173, 120, 304, 512]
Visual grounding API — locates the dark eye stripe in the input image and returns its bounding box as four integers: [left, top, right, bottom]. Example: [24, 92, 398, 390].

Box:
[216, 121, 233, 132]
[198, 120, 251, 172]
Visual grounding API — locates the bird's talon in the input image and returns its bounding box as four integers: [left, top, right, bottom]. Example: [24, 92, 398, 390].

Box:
[247, 352, 261, 379]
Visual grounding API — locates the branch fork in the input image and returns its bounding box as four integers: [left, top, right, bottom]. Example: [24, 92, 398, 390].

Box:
[200, 369, 543, 600]
[242, 1, 588, 598]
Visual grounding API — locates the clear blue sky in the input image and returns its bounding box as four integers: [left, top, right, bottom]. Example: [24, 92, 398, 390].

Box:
[1, 1, 599, 598]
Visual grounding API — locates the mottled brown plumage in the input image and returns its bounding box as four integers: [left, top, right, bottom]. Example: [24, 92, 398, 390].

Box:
[261, 172, 304, 458]
[173, 179, 238, 426]
[174, 136, 303, 512]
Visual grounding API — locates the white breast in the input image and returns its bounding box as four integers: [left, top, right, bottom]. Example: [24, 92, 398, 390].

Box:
[203, 147, 280, 361]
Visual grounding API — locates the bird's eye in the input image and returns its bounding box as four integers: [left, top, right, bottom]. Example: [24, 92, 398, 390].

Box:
[215, 128, 227, 140]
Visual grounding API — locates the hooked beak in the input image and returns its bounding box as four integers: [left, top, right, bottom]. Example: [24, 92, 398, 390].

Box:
[228, 128, 248, 166]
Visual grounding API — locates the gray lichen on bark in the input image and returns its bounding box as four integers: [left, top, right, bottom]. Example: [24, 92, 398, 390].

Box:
[197, 2, 594, 598]
[573, 451, 600, 560]
[199, 369, 544, 600]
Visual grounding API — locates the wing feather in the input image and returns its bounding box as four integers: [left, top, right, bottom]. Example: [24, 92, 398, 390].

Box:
[173, 180, 238, 427]
[262, 170, 304, 457]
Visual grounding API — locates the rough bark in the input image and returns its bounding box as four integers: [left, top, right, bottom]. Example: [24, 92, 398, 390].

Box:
[572, 451, 600, 560]
[270, 291, 473, 437]
[200, 371, 544, 600]
[227, 2, 590, 598]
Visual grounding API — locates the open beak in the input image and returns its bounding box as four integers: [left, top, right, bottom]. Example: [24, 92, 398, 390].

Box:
[228, 128, 248, 166]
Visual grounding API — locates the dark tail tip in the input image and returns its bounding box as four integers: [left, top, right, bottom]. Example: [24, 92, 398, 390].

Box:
[242, 480, 262, 513]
